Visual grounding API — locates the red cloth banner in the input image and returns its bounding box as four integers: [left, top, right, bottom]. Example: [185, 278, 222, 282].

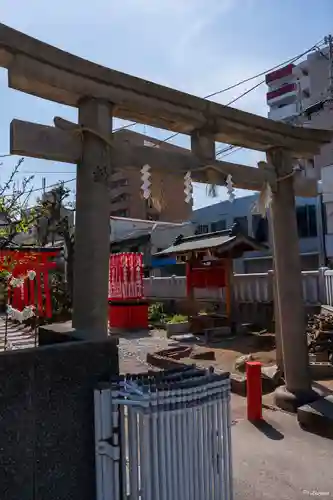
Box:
[109, 252, 144, 300]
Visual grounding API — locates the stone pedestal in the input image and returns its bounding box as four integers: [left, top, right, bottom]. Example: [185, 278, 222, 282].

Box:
[298, 395, 333, 438]
[72, 98, 112, 340]
[274, 385, 319, 413]
[39, 321, 114, 346]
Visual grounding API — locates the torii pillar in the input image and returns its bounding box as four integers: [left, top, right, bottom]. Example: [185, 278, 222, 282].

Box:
[72, 98, 112, 339]
[268, 147, 318, 411]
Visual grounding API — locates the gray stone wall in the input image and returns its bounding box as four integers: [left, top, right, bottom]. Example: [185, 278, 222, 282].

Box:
[0, 339, 118, 500]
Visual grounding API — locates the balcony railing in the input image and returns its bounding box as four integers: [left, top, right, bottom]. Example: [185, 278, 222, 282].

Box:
[268, 102, 298, 121]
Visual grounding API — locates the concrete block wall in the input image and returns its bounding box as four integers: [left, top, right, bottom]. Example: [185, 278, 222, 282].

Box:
[0, 339, 119, 500]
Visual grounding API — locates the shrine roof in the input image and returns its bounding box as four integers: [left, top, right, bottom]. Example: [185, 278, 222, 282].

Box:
[110, 232, 151, 247]
[155, 228, 266, 257]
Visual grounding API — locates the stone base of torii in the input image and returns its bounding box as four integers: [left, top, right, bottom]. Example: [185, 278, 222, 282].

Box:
[1, 22, 333, 411]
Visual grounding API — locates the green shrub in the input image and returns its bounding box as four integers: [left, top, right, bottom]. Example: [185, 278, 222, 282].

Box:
[148, 302, 166, 324]
[167, 314, 188, 324]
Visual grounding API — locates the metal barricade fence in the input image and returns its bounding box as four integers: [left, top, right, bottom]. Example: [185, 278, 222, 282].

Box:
[94, 366, 233, 500]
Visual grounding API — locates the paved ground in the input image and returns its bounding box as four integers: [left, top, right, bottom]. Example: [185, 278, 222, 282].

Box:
[118, 330, 333, 500]
[233, 407, 333, 499]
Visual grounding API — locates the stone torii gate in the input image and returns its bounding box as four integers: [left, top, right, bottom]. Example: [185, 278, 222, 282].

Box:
[1, 23, 332, 410]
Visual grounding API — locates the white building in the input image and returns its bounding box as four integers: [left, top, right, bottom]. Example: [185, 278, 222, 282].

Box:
[266, 43, 333, 263]
[110, 216, 194, 249]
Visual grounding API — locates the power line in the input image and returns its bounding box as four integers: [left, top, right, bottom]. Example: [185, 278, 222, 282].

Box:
[214, 80, 266, 158]
[206, 39, 324, 99]
[3, 177, 76, 197]
[110, 37, 326, 151]
[226, 79, 265, 107]
[113, 36, 325, 145]
[113, 121, 138, 132]
[30, 178, 76, 194]
[216, 145, 235, 156]
[215, 38, 327, 160]
[218, 147, 243, 159]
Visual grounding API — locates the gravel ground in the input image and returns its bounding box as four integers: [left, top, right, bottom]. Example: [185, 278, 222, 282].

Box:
[118, 328, 172, 374]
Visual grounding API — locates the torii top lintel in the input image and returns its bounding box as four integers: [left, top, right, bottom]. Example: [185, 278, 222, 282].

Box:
[0, 23, 332, 156]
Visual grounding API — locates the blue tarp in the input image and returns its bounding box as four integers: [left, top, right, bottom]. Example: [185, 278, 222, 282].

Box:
[151, 256, 177, 267]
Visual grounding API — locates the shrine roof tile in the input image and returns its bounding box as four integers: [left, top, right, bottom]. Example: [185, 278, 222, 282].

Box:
[154, 229, 266, 256]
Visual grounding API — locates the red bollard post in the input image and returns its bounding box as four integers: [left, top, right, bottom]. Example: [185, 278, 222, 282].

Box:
[246, 361, 262, 421]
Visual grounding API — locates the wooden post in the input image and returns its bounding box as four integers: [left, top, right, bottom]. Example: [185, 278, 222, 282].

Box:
[268, 148, 316, 411]
[72, 98, 112, 339]
[267, 269, 283, 372]
[225, 259, 232, 319]
[186, 260, 196, 317]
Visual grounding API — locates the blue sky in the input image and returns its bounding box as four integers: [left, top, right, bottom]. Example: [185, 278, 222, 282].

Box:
[0, 0, 333, 209]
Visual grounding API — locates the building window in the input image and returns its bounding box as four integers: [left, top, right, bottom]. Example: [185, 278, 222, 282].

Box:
[233, 216, 248, 234]
[252, 215, 269, 242]
[196, 224, 209, 234]
[244, 257, 273, 274]
[110, 209, 129, 217]
[296, 205, 317, 238]
[111, 193, 129, 204]
[211, 219, 226, 232]
[110, 178, 128, 189]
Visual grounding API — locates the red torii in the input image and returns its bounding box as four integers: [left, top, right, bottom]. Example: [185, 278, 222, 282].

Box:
[0, 247, 60, 318]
